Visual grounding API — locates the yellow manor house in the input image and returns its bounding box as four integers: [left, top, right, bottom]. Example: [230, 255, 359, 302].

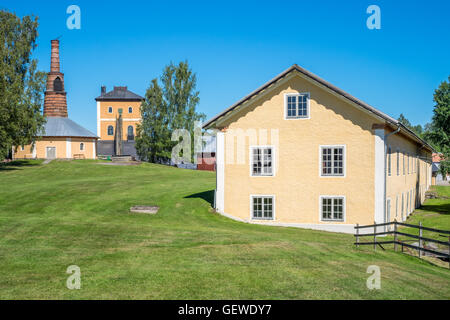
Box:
[95, 86, 144, 157]
[204, 65, 433, 233]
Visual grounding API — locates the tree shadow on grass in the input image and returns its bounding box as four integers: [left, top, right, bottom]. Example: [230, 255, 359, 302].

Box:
[420, 203, 450, 215]
[0, 160, 40, 172]
[184, 190, 214, 207]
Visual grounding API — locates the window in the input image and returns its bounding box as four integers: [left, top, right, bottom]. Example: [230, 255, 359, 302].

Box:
[251, 196, 274, 220]
[402, 152, 405, 175]
[108, 106, 113, 113]
[396, 149, 400, 176]
[407, 192, 410, 215]
[127, 125, 134, 140]
[386, 199, 391, 224]
[128, 106, 133, 113]
[410, 190, 413, 213]
[395, 195, 398, 218]
[407, 153, 410, 174]
[320, 146, 345, 176]
[401, 194, 404, 221]
[251, 147, 273, 176]
[107, 125, 114, 136]
[20, 146, 24, 151]
[53, 77, 63, 92]
[388, 146, 391, 176]
[80, 143, 84, 151]
[285, 93, 309, 119]
[321, 196, 345, 221]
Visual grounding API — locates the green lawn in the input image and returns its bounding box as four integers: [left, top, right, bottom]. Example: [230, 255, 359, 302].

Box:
[0, 160, 449, 299]
[404, 186, 450, 232]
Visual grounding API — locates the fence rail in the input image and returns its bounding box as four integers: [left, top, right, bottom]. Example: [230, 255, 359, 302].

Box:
[355, 220, 450, 269]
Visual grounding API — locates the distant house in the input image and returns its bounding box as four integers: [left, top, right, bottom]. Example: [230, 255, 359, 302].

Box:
[13, 40, 98, 160]
[95, 86, 144, 158]
[197, 135, 216, 171]
[203, 65, 433, 234]
[432, 153, 449, 184]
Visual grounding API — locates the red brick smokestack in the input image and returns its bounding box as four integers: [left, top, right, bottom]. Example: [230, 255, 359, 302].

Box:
[43, 39, 68, 117]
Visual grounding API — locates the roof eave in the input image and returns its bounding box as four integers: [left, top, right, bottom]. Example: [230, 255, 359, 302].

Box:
[203, 65, 435, 152]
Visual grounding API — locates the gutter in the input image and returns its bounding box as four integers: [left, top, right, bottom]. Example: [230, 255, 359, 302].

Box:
[384, 125, 401, 228]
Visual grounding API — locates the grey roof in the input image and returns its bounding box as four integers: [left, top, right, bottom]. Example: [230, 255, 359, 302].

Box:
[95, 86, 144, 101]
[40, 117, 98, 138]
[203, 64, 434, 152]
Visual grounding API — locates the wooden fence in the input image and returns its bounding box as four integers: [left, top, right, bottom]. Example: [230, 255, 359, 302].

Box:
[355, 220, 450, 269]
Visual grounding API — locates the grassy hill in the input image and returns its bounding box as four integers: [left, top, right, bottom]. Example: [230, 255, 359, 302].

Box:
[0, 160, 449, 299]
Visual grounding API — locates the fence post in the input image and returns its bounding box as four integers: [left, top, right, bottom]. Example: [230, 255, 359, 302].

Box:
[394, 219, 398, 252]
[356, 223, 359, 248]
[374, 221, 376, 251]
[418, 221, 423, 258]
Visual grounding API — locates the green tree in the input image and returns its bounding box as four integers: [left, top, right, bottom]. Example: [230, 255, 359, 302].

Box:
[0, 10, 46, 160]
[136, 61, 205, 163]
[424, 76, 450, 177]
[397, 113, 425, 137]
[397, 113, 412, 128]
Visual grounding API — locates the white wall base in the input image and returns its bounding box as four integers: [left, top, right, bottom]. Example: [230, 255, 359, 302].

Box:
[374, 128, 385, 224]
[216, 211, 359, 234]
[216, 132, 225, 213]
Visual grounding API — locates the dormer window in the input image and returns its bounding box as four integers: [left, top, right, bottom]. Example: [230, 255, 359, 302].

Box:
[285, 93, 310, 119]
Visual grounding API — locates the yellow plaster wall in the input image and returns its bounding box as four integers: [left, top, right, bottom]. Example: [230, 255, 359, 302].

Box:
[386, 131, 431, 222]
[221, 75, 378, 225]
[35, 138, 68, 158]
[98, 101, 141, 141]
[100, 120, 140, 141]
[99, 101, 141, 119]
[13, 137, 97, 159]
[12, 144, 34, 159]
[71, 138, 96, 159]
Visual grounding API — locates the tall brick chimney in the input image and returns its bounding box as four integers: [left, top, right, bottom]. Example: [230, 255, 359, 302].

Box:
[43, 40, 68, 117]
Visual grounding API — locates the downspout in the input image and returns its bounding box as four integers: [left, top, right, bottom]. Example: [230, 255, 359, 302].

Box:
[384, 125, 401, 229]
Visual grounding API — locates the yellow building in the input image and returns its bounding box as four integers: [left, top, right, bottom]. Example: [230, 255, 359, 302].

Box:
[13, 40, 98, 160]
[203, 65, 433, 234]
[95, 86, 144, 157]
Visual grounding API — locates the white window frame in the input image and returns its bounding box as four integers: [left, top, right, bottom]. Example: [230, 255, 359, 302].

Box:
[388, 146, 391, 176]
[319, 195, 346, 222]
[319, 145, 346, 177]
[407, 153, 410, 174]
[386, 198, 391, 223]
[80, 143, 85, 151]
[284, 92, 310, 120]
[401, 193, 404, 221]
[250, 195, 275, 221]
[108, 106, 113, 113]
[249, 145, 275, 177]
[403, 151, 405, 175]
[107, 125, 114, 136]
[395, 195, 398, 218]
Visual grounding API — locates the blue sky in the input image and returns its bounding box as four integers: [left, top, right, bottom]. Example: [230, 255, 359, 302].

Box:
[2, 0, 449, 133]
